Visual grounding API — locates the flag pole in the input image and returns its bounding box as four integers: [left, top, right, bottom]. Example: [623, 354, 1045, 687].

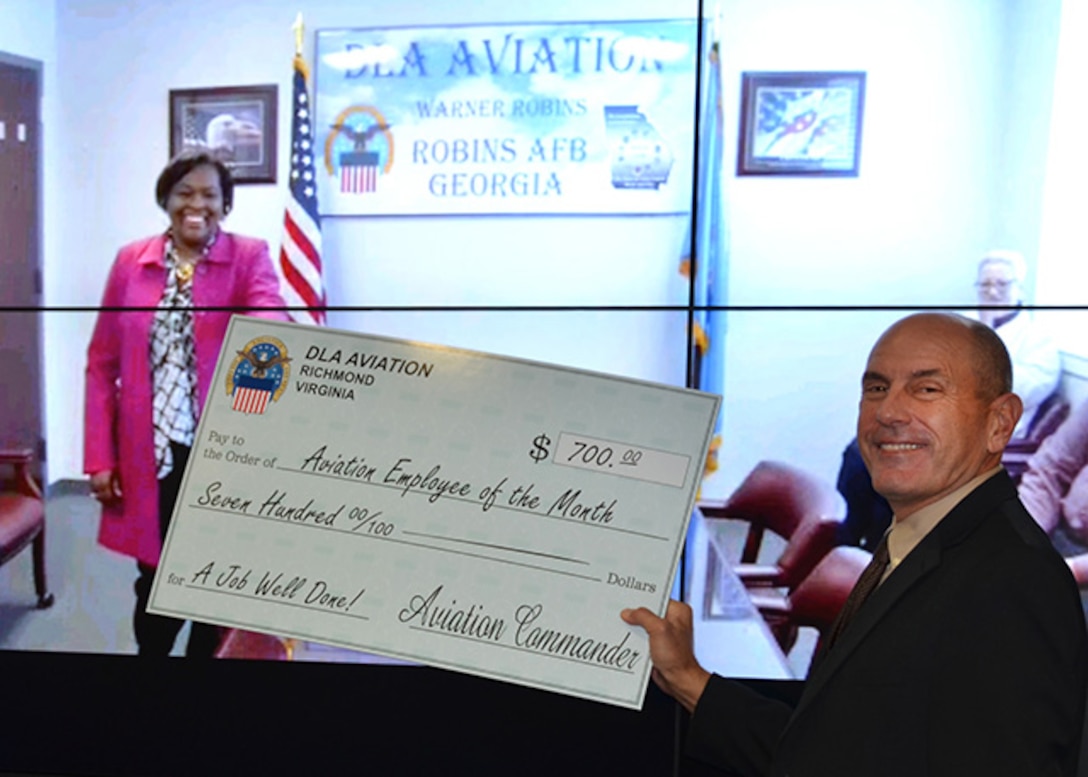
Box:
[292, 12, 304, 57]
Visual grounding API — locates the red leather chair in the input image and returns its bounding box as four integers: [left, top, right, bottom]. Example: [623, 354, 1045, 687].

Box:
[214, 628, 291, 660]
[0, 448, 54, 608]
[734, 512, 843, 590]
[699, 460, 844, 565]
[749, 546, 870, 659]
[699, 461, 844, 622]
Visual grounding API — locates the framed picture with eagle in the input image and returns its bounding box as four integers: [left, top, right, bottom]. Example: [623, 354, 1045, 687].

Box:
[169, 84, 278, 184]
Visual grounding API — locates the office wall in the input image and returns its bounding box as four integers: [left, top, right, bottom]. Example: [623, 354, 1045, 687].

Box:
[0, 1, 54, 61]
[46, 0, 696, 481]
[705, 0, 1061, 496]
[25, 0, 1067, 496]
[1035, 0, 1087, 357]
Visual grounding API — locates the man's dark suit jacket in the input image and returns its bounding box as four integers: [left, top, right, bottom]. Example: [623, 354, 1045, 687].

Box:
[687, 471, 1088, 776]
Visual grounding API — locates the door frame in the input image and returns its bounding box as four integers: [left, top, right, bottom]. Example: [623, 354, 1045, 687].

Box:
[0, 50, 45, 482]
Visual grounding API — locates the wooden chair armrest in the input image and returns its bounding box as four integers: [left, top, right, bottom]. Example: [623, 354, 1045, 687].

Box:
[0, 448, 34, 465]
[1002, 441, 1038, 456]
[695, 499, 731, 520]
[0, 448, 42, 499]
[734, 563, 785, 586]
[1002, 450, 1033, 483]
[747, 590, 789, 615]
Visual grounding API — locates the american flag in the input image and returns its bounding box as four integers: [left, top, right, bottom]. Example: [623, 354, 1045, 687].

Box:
[278, 54, 326, 326]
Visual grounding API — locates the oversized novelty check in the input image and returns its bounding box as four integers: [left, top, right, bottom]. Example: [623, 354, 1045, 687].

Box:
[149, 316, 719, 708]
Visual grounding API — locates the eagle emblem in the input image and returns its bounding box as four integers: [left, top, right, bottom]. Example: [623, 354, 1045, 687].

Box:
[226, 336, 291, 414]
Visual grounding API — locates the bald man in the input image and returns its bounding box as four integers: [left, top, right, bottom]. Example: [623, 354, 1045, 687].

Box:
[624, 313, 1086, 777]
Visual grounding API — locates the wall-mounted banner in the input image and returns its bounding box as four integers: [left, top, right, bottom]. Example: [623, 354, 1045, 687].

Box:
[314, 20, 697, 216]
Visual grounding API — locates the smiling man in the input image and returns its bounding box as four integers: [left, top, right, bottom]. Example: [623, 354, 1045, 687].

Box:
[858, 313, 1019, 519]
[623, 313, 1087, 777]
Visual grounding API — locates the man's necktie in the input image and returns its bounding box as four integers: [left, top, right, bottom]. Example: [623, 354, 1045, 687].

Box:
[814, 533, 890, 666]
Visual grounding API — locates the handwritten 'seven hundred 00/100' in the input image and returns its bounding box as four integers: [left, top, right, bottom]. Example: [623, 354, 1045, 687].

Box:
[170, 441, 658, 667]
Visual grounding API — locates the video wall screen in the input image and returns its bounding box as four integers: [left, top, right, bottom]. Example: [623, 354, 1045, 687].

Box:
[2, 0, 1086, 701]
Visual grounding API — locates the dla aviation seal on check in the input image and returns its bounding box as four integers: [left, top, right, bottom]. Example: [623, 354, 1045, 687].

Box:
[149, 316, 720, 709]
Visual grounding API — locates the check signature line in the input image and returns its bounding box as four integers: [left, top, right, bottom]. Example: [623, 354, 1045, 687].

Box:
[181, 583, 370, 621]
[396, 537, 601, 582]
[276, 465, 671, 542]
[399, 530, 588, 565]
[187, 505, 602, 583]
[406, 626, 636, 675]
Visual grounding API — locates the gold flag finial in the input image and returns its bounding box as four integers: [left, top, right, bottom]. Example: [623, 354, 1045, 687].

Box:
[292, 12, 304, 57]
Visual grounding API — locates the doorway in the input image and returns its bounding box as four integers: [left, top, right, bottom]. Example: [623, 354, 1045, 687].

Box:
[0, 54, 44, 479]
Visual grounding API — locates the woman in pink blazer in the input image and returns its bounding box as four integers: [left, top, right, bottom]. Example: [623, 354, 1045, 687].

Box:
[84, 150, 288, 656]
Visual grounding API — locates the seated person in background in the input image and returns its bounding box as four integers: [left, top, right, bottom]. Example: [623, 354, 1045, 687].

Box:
[974, 249, 1060, 439]
[834, 438, 892, 551]
[1019, 399, 1088, 585]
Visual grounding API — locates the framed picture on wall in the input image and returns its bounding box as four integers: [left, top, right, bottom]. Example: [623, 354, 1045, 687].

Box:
[169, 84, 278, 184]
[737, 71, 866, 177]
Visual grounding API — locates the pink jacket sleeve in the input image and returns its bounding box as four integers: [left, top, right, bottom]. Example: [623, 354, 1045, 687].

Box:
[83, 252, 128, 474]
[238, 238, 291, 321]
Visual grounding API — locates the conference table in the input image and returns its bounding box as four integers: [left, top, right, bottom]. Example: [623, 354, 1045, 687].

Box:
[686, 508, 795, 680]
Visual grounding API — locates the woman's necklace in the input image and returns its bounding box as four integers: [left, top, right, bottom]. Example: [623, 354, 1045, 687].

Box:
[167, 230, 216, 286]
[171, 247, 199, 285]
[175, 261, 196, 284]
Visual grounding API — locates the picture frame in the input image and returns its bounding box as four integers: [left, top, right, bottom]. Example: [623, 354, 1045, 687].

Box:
[736, 71, 866, 177]
[169, 85, 278, 184]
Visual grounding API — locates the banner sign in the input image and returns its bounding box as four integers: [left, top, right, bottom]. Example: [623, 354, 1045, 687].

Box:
[314, 20, 697, 215]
